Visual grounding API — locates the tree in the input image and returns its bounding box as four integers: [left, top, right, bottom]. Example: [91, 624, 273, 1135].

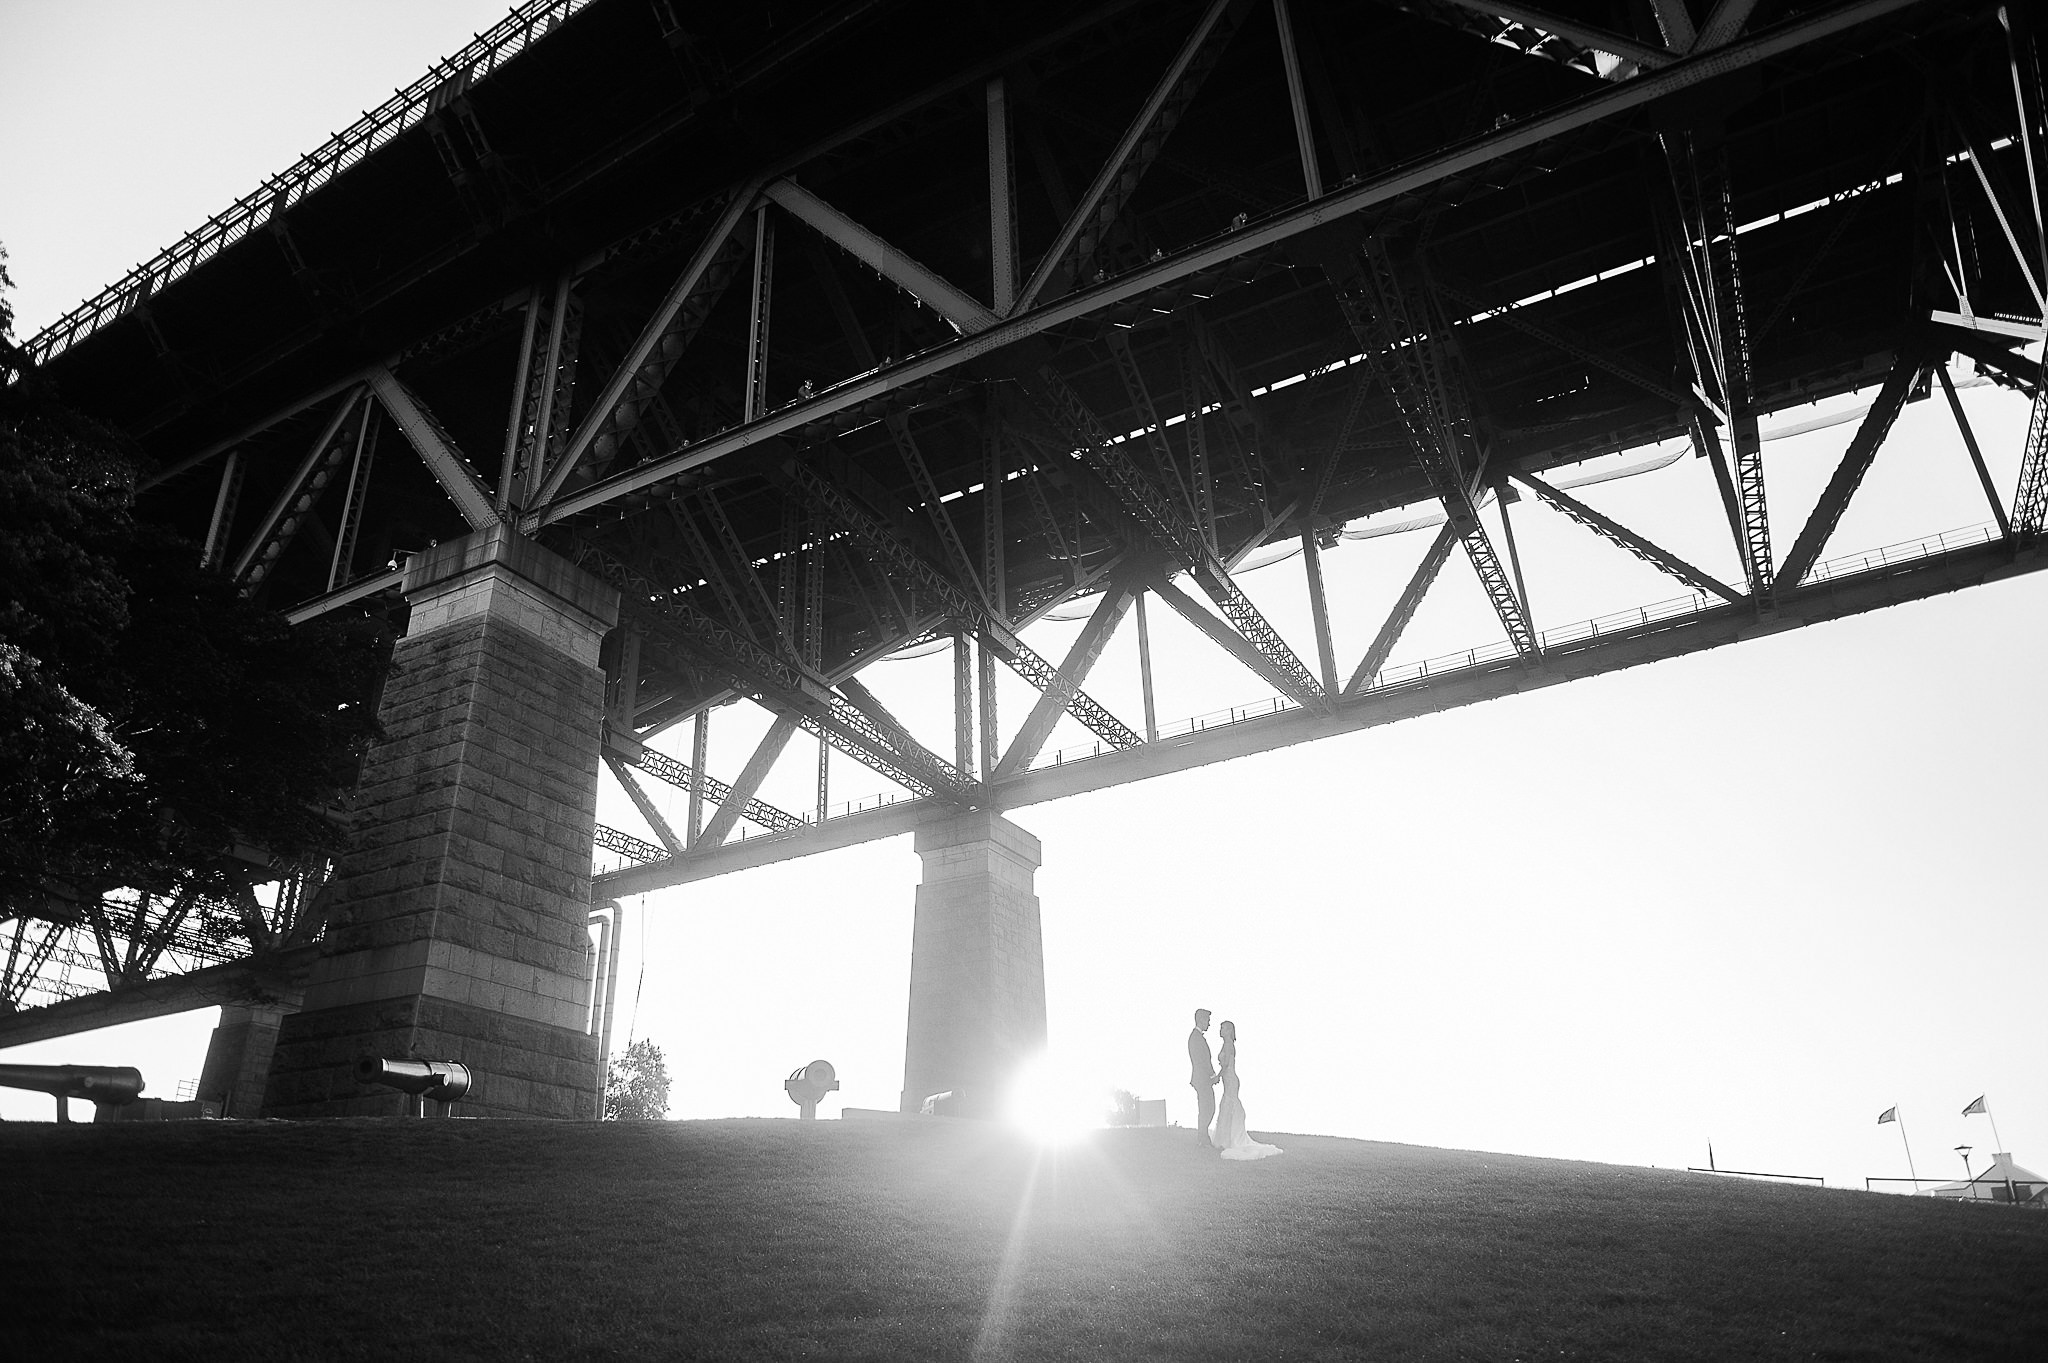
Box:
[0, 243, 386, 929]
[604, 1039, 672, 1120]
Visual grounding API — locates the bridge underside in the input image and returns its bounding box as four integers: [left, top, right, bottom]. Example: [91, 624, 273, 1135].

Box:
[6, 0, 2045, 1110]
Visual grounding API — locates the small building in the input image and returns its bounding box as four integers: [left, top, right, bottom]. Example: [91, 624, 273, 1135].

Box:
[1918, 1153, 2046, 1204]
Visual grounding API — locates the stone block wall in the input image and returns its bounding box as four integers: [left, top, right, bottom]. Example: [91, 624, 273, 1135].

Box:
[264, 526, 617, 1119]
[900, 811, 1046, 1116]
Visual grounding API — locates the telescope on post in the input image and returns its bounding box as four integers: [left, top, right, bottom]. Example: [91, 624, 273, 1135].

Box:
[355, 1058, 473, 1117]
[784, 1060, 839, 1120]
[0, 1064, 145, 1122]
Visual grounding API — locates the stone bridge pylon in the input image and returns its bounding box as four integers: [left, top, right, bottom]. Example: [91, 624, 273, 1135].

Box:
[260, 526, 619, 1118]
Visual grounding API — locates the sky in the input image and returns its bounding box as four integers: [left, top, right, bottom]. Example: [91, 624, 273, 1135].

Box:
[2, 3, 2041, 1195]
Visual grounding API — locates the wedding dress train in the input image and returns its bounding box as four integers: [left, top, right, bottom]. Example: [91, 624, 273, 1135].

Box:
[1211, 1040, 1282, 1161]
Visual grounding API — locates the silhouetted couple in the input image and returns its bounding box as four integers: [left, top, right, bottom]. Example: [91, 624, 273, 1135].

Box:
[1187, 1008, 1282, 1160]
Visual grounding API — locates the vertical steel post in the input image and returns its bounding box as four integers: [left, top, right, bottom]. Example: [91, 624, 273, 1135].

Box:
[1494, 484, 1535, 644]
[201, 449, 244, 569]
[614, 627, 642, 729]
[1937, 363, 2012, 540]
[497, 284, 542, 511]
[978, 635, 1000, 779]
[521, 274, 574, 507]
[987, 76, 1017, 315]
[953, 629, 975, 777]
[745, 206, 776, 422]
[815, 735, 829, 823]
[1135, 590, 1159, 742]
[1273, 0, 1322, 199]
[1300, 527, 1338, 697]
[327, 407, 379, 593]
[687, 710, 709, 847]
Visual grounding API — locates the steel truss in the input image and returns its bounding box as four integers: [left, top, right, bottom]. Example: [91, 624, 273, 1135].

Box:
[12, 0, 2044, 1005]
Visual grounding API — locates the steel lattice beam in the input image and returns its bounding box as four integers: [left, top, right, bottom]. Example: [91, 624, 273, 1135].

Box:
[606, 755, 684, 852]
[765, 179, 1000, 334]
[563, 533, 973, 802]
[231, 388, 370, 586]
[527, 0, 1932, 530]
[1345, 521, 1459, 694]
[698, 717, 801, 849]
[625, 745, 803, 834]
[366, 369, 500, 530]
[534, 185, 760, 508]
[781, 456, 1144, 750]
[1510, 470, 1741, 603]
[1334, 248, 1539, 659]
[995, 572, 1144, 776]
[2015, 363, 2048, 539]
[1029, 365, 1332, 709]
[1777, 351, 1931, 587]
[1015, 0, 1254, 310]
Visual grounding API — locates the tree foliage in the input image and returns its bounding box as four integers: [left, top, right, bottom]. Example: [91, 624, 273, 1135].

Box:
[0, 248, 387, 921]
[604, 1039, 672, 1121]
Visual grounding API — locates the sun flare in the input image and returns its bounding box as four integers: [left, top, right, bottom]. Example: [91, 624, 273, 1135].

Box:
[1000, 1054, 1105, 1145]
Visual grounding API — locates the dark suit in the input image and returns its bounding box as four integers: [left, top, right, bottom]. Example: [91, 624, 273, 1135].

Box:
[1188, 1026, 1216, 1142]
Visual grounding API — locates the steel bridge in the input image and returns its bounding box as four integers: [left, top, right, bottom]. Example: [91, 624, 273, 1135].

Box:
[4, 0, 2044, 1084]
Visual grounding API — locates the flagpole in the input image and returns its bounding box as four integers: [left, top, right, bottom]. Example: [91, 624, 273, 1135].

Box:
[1964, 1096, 2006, 1153]
[1898, 1113, 1918, 1185]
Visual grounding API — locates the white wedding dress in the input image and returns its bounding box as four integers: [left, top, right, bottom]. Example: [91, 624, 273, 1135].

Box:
[1211, 1040, 1283, 1160]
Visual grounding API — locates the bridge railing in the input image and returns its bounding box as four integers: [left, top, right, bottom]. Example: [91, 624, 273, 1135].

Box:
[590, 520, 2004, 864]
[20, 0, 594, 368]
[1033, 521, 2004, 768]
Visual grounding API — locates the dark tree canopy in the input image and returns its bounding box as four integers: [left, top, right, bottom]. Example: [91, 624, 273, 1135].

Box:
[604, 1039, 672, 1121]
[1, 247, 388, 918]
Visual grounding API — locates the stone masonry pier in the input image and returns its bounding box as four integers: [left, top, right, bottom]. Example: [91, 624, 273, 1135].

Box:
[900, 811, 1046, 1117]
[263, 525, 618, 1118]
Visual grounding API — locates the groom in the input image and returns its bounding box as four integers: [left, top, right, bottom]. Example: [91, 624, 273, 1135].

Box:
[1187, 1008, 1219, 1146]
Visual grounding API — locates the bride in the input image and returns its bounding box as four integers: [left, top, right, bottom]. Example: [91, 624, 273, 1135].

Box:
[1211, 1020, 1283, 1160]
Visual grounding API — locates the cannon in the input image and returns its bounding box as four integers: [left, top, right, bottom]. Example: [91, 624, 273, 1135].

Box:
[784, 1060, 839, 1120]
[355, 1057, 473, 1117]
[0, 1064, 145, 1123]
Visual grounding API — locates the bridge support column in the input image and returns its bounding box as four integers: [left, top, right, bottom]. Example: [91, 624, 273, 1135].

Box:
[263, 525, 618, 1118]
[900, 810, 1045, 1117]
[199, 992, 301, 1118]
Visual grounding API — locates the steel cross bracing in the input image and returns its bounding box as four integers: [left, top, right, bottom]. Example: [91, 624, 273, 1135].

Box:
[1027, 365, 1331, 710]
[779, 455, 1145, 751]
[560, 533, 974, 804]
[1333, 246, 1539, 660]
[15, 0, 2048, 1006]
[625, 745, 804, 835]
[1657, 133, 1774, 602]
[2015, 376, 2048, 539]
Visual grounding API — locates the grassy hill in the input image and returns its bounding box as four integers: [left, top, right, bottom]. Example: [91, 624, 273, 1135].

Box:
[7, 1117, 2045, 1360]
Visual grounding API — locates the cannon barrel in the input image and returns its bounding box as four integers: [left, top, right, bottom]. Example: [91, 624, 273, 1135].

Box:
[356, 1057, 472, 1100]
[0, 1064, 145, 1121]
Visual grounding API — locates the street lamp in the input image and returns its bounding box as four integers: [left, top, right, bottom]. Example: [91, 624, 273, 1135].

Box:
[1955, 1144, 1973, 1179]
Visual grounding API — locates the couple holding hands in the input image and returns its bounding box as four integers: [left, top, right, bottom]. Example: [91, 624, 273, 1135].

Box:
[1187, 1008, 1283, 1160]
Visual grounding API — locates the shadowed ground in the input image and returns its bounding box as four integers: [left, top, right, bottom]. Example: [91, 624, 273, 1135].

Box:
[7, 1117, 2044, 1360]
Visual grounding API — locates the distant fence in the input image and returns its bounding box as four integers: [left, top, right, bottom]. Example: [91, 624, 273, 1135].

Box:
[1866, 1175, 2047, 1203]
[1688, 1167, 1825, 1187]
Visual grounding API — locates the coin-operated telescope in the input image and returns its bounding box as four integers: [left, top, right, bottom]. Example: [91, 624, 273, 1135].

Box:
[356, 1057, 473, 1117]
[0, 1064, 145, 1122]
[783, 1059, 839, 1120]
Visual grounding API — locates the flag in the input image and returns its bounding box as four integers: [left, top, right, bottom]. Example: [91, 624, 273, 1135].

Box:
[1963, 1095, 1988, 1117]
[1878, 1107, 1897, 1124]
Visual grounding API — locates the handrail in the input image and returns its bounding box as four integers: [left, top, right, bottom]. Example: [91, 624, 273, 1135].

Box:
[1033, 522, 2004, 767]
[589, 520, 2007, 854]
[19, 0, 595, 368]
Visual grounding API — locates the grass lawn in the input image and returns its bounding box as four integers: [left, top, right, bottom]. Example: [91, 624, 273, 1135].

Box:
[7, 1117, 2045, 1360]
